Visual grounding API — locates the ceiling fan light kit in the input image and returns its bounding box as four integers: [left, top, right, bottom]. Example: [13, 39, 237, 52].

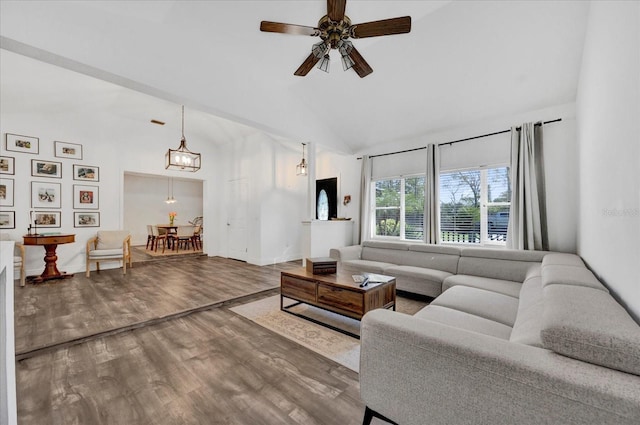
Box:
[260, 0, 411, 78]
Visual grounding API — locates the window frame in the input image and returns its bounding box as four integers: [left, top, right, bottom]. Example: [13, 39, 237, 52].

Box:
[439, 164, 510, 247]
[371, 174, 426, 241]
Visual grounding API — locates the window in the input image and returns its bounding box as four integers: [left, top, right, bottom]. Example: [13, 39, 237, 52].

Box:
[439, 166, 510, 245]
[373, 176, 425, 240]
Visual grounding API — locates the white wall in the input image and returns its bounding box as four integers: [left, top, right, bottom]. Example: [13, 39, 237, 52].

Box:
[576, 1, 640, 320]
[0, 53, 221, 275]
[361, 102, 579, 253]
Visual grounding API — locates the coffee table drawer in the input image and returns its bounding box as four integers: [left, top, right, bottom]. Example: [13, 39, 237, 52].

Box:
[317, 283, 363, 315]
[281, 275, 316, 303]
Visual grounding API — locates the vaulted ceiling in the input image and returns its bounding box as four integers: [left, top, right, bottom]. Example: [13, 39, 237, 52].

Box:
[0, 1, 589, 154]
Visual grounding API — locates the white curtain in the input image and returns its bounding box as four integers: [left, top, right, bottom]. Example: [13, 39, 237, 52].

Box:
[424, 144, 440, 244]
[507, 122, 548, 250]
[359, 155, 372, 243]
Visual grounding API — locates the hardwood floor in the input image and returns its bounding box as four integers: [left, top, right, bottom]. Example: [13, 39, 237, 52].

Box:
[14, 256, 390, 424]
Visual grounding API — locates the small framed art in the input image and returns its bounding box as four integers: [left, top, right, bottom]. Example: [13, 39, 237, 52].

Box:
[54, 141, 83, 160]
[0, 211, 15, 229]
[73, 184, 99, 209]
[34, 211, 61, 228]
[0, 178, 14, 207]
[74, 211, 100, 227]
[31, 181, 62, 209]
[5, 133, 39, 154]
[73, 164, 99, 182]
[0, 156, 15, 175]
[32, 159, 62, 178]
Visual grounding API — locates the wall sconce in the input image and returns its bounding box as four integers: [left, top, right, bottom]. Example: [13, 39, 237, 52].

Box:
[343, 195, 351, 205]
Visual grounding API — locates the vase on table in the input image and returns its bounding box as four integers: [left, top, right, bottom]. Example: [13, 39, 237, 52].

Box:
[169, 218, 174, 226]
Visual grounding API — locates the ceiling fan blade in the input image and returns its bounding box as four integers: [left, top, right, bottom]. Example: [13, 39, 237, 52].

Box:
[348, 46, 373, 78]
[327, 0, 347, 22]
[294, 53, 322, 76]
[351, 16, 411, 38]
[260, 21, 319, 36]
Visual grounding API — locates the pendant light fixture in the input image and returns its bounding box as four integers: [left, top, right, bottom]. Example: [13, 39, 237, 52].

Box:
[165, 105, 201, 172]
[296, 143, 308, 176]
[165, 177, 177, 204]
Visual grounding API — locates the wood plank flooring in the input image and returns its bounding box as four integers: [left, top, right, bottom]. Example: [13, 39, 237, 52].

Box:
[14, 256, 393, 424]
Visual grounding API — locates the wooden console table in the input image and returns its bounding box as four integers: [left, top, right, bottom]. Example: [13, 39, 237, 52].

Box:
[23, 234, 75, 283]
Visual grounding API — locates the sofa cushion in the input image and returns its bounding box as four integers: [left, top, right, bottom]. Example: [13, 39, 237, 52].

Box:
[384, 265, 452, 283]
[442, 274, 522, 298]
[89, 248, 124, 258]
[384, 265, 451, 298]
[414, 305, 512, 340]
[361, 241, 410, 266]
[96, 231, 129, 250]
[542, 264, 608, 292]
[541, 284, 640, 376]
[460, 247, 548, 262]
[340, 259, 396, 274]
[542, 253, 585, 268]
[431, 285, 519, 327]
[509, 276, 544, 347]
[401, 245, 460, 274]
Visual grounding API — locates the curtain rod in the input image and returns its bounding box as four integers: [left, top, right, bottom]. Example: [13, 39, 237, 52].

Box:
[358, 118, 562, 160]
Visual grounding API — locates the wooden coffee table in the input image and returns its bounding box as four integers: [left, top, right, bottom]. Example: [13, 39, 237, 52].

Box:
[280, 267, 396, 339]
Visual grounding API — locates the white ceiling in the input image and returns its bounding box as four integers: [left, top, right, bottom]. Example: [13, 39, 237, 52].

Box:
[0, 0, 589, 154]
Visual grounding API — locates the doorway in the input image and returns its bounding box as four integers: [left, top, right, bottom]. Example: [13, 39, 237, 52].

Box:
[226, 178, 248, 261]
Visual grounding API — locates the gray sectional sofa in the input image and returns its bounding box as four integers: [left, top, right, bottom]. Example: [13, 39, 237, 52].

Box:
[329, 240, 640, 425]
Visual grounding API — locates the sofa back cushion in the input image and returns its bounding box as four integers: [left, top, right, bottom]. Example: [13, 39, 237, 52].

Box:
[96, 231, 129, 250]
[541, 284, 640, 376]
[541, 253, 608, 292]
[457, 248, 546, 282]
[401, 244, 460, 274]
[362, 240, 409, 264]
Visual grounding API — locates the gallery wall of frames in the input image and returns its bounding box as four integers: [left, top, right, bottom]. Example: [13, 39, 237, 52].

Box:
[0, 133, 101, 231]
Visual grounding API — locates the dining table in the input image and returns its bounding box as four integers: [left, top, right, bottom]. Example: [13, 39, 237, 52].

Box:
[156, 224, 178, 249]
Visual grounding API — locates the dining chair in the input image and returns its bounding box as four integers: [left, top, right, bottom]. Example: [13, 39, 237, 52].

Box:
[146, 225, 155, 250]
[171, 225, 196, 252]
[151, 225, 167, 252]
[192, 224, 202, 250]
[0, 233, 26, 287]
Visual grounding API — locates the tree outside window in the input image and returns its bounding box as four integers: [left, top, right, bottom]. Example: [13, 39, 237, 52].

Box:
[374, 176, 425, 240]
[440, 166, 510, 245]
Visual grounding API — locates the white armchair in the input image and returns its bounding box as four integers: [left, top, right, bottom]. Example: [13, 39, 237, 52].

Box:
[86, 230, 132, 277]
[0, 233, 26, 286]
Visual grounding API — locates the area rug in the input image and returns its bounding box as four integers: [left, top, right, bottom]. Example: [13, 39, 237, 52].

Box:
[230, 294, 428, 373]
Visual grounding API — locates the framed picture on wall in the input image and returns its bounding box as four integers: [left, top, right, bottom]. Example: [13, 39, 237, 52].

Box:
[31, 159, 62, 178]
[0, 156, 15, 175]
[31, 181, 61, 209]
[73, 184, 99, 209]
[0, 211, 15, 229]
[5, 133, 39, 154]
[34, 211, 61, 228]
[0, 178, 15, 207]
[73, 164, 99, 181]
[74, 211, 100, 227]
[54, 141, 83, 160]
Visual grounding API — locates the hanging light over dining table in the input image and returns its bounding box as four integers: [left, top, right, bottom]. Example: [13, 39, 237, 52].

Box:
[165, 105, 201, 172]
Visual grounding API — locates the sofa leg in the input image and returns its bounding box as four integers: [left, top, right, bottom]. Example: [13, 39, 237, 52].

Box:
[362, 406, 398, 425]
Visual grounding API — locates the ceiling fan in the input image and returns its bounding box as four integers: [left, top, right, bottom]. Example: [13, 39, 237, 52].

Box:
[260, 0, 411, 78]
